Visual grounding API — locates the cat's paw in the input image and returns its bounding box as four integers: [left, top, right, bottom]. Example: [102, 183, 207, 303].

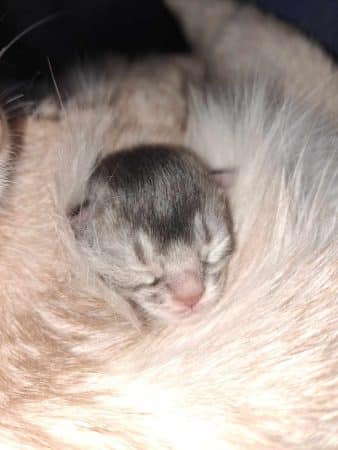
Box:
[32, 97, 61, 121]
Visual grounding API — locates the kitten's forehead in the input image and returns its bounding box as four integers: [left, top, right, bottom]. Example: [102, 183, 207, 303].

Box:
[93, 144, 215, 248]
[165, 240, 202, 264]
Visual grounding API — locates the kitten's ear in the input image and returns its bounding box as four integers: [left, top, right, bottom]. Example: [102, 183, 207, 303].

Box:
[69, 200, 91, 235]
[210, 168, 237, 189]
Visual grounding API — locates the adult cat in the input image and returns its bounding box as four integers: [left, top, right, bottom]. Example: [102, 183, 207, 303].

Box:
[0, 1, 336, 449]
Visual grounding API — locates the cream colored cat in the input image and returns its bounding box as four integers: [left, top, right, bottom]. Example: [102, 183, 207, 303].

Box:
[0, 1, 336, 449]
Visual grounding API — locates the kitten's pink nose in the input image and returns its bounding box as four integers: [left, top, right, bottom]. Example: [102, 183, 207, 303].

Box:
[169, 270, 205, 308]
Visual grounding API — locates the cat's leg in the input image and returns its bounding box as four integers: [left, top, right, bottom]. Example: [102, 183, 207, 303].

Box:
[164, 0, 238, 57]
[167, 0, 338, 214]
[105, 55, 204, 150]
[164, 0, 310, 74]
[165, 0, 338, 116]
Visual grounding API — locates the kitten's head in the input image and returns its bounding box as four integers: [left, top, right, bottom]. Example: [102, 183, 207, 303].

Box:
[71, 145, 234, 322]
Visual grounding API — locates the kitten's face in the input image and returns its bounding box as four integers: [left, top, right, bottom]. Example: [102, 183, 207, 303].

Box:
[71, 146, 233, 322]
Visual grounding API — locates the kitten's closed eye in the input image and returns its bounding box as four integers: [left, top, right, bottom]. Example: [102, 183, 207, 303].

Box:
[133, 239, 146, 264]
[149, 277, 161, 287]
[205, 237, 232, 267]
[133, 275, 162, 290]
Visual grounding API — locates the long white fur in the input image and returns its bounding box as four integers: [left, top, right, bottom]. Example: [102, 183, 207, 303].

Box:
[0, 111, 11, 198]
[0, 1, 337, 449]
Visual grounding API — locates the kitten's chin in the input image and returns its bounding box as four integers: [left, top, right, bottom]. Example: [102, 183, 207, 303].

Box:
[140, 303, 197, 324]
[137, 285, 224, 323]
[167, 302, 215, 322]
[169, 289, 223, 321]
[150, 298, 215, 323]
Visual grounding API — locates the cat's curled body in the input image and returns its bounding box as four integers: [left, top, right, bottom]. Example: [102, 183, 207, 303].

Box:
[0, 1, 337, 449]
[71, 144, 233, 321]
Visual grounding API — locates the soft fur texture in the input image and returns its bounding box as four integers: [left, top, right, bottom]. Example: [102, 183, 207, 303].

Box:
[0, 110, 11, 197]
[70, 144, 233, 322]
[0, 1, 337, 449]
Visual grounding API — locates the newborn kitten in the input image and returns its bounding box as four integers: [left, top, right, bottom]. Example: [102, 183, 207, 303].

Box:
[71, 145, 234, 321]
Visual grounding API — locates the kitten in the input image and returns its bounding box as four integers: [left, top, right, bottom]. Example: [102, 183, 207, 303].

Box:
[70, 144, 234, 322]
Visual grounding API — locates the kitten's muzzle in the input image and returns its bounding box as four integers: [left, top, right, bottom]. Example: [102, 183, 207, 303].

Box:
[168, 270, 205, 308]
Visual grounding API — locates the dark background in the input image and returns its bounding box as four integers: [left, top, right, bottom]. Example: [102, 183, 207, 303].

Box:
[0, 0, 337, 86]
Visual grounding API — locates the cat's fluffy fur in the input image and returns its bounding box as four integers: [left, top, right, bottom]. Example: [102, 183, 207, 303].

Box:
[0, 1, 337, 448]
[0, 111, 11, 197]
